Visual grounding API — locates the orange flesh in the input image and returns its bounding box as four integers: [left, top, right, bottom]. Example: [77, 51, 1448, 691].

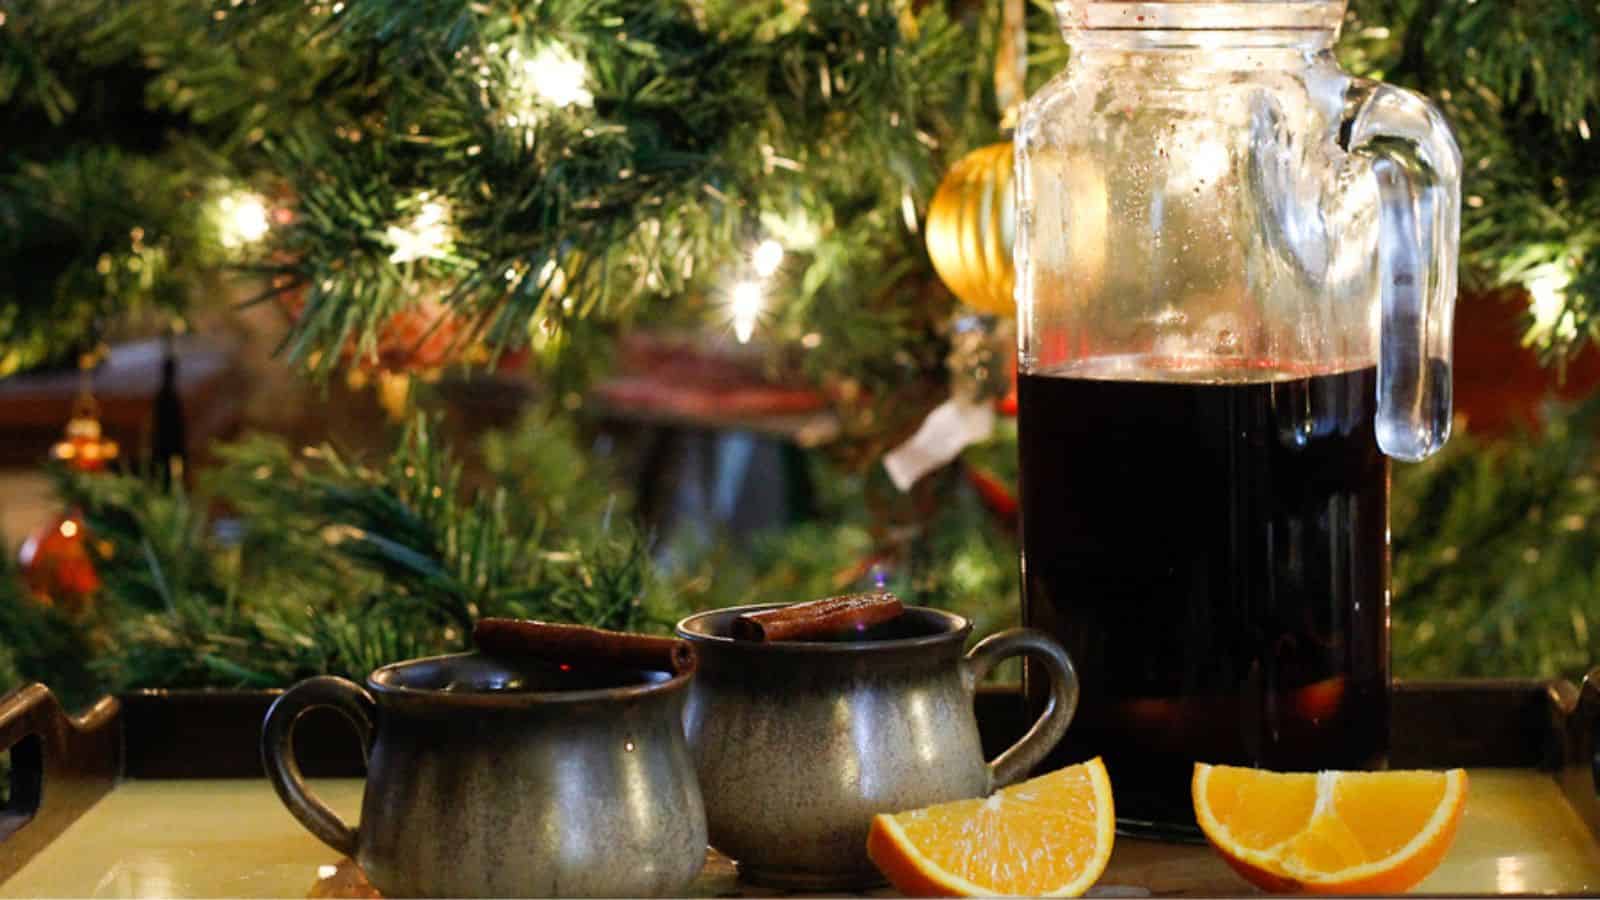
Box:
[1194, 764, 1467, 893]
[869, 758, 1115, 897]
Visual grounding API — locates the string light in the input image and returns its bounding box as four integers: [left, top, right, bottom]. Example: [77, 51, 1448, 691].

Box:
[1527, 260, 1576, 343]
[214, 190, 271, 250]
[752, 239, 785, 277]
[511, 43, 594, 116]
[730, 280, 764, 344]
[537, 259, 568, 297]
[386, 194, 454, 264]
[718, 232, 790, 343]
[760, 209, 821, 251]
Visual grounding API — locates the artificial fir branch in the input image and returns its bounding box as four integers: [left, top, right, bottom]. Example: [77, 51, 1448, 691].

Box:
[477, 401, 636, 532]
[5, 398, 1600, 698]
[6, 412, 657, 695]
[1391, 399, 1600, 679]
[2, 0, 1600, 701]
[5, 0, 1599, 374]
[1340, 0, 1600, 358]
[0, 554, 100, 711]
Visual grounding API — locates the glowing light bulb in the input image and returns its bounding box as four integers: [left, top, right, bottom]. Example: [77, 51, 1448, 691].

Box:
[215, 191, 271, 249]
[537, 258, 568, 297]
[731, 280, 764, 344]
[752, 239, 785, 277]
[522, 44, 594, 110]
[386, 195, 455, 264]
[59, 519, 79, 539]
[1527, 261, 1576, 342]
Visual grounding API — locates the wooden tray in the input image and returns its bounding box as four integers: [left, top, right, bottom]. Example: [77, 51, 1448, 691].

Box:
[0, 676, 1596, 897]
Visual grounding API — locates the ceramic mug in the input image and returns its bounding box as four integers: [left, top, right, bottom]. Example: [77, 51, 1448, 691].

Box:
[261, 651, 707, 898]
[675, 604, 1078, 889]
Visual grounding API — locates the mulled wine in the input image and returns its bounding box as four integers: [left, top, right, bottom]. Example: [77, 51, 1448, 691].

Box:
[1019, 361, 1390, 835]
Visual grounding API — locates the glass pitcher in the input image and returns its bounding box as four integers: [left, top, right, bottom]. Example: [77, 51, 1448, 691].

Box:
[1014, 0, 1460, 835]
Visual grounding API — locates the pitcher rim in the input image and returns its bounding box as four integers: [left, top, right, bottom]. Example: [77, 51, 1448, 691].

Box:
[1054, 0, 1345, 41]
[366, 649, 695, 708]
[675, 603, 971, 654]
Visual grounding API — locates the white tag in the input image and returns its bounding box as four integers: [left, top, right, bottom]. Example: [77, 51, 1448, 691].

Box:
[883, 396, 996, 492]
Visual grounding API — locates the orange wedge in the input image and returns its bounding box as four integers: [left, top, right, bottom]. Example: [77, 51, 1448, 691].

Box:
[1193, 763, 1468, 894]
[866, 758, 1115, 897]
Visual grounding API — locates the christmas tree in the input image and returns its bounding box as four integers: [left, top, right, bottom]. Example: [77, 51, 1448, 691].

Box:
[1, 0, 1597, 700]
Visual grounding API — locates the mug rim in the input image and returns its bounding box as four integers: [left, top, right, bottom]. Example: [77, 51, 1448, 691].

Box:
[365, 649, 695, 708]
[675, 603, 970, 654]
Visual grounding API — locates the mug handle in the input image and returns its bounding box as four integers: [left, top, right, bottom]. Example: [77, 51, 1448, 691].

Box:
[965, 628, 1079, 789]
[260, 676, 375, 857]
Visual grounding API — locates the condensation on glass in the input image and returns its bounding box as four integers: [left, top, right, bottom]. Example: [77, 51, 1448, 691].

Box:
[1014, 0, 1461, 834]
[1017, 0, 1459, 456]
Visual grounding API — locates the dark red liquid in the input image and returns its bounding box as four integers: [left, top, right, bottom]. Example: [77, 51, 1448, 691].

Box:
[1019, 363, 1390, 835]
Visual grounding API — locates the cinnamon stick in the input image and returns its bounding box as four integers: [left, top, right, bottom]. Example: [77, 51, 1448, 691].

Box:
[731, 592, 904, 642]
[473, 618, 695, 675]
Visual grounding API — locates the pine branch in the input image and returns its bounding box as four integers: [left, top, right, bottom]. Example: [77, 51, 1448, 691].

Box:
[136, 0, 979, 388]
[1, 0, 1596, 379]
[5, 414, 653, 692]
[1392, 398, 1600, 679]
[478, 403, 634, 533]
[0, 553, 101, 711]
[1345, 0, 1600, 360]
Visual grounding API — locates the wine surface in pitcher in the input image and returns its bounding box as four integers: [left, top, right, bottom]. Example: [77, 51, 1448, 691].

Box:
[1019, 360, 1390, 836]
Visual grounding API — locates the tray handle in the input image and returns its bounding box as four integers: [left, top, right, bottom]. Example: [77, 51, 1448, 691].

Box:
[1553, 668, 1600, 842]
[0, 684, 121, 880]
[1580, 669, 1600, 804]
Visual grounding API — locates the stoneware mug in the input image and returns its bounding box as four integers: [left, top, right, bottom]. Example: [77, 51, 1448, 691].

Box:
[260, 651, 707, 898]
[675, 603, 1078, 889]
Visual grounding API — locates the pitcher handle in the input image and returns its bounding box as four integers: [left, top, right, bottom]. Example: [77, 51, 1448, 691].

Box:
[261, 676, 374, 857]
[1343, 79, 1462, 462]
[965, 628, 1078, 789]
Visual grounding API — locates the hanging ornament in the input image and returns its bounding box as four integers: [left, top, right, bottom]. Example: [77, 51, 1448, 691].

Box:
[964, 462, 1019, 534]
[50, 352, 119, 473]
[25, 353, 111, 617]
[926, 143, 1016, 318]
[998, 349, 1019, 416]
[889, 3, 1029, 492]
[924, 0, 1026, 318]
[881, 318, 1010, 491]
[50, 399, 119, 473]
[281, 287, 471, 375]
[365, 298, 466, 373]
[18, 511, 100, 618]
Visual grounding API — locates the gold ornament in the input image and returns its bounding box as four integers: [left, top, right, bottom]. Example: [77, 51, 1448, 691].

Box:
[51, 351, 119, 472]
[50, 399, 119, 472]
[925, 142, 1016, 317]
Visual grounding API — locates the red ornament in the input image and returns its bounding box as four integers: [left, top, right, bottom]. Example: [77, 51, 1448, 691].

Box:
[365, 299, 467, 372]
[997, 353, 1018, 417]
[17, 511, 100, 618]
[1451, 289, 1600, 435]
[279, 288, 474, 374]
[23, 365, 113, 617]
[964, 463, 1019, 533]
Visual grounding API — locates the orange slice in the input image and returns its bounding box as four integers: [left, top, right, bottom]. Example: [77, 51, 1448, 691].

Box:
[1193, 763, 1468, 894]
[866, 758, 1115, 897]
